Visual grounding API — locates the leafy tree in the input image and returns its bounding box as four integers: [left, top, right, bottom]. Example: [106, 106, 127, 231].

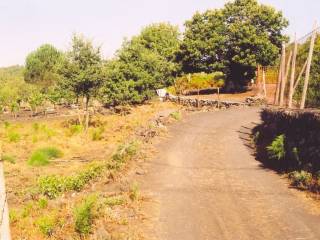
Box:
[24, 44, 63, 90]
[59, 34, 104, 110]
[100, 23, 181, 106]
[178, 0, 288, 88]
[295, 36, 320, 107]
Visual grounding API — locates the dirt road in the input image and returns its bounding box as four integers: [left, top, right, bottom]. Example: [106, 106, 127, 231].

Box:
[139, 107, 320, 240]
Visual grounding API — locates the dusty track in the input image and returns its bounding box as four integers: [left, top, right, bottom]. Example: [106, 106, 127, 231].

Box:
[138, 107, 320, 240]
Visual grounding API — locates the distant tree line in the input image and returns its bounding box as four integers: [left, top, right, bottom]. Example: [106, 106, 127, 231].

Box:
[1, 0, 294, 112]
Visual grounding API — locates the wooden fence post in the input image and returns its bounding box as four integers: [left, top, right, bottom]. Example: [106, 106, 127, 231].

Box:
[280, 50, 292, 107]
[274, 42, 285, 105]
[300, 23, 317, 109]
[288, 35, 298, 108]
[262, 67, 267, 98]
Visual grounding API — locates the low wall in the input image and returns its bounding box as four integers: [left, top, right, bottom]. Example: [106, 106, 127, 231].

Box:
[168, 95, 248, 109]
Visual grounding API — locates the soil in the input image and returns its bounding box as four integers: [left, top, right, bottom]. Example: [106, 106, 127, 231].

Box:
[136, 107, 320, 240]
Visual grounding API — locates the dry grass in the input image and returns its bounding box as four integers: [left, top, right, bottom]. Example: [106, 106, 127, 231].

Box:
[1, 101, 179, 239]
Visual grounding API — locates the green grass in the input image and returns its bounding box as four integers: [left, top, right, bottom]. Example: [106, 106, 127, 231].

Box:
[68, 124, 83, 136]
[36, 215, 56, 236]
[105, 195, 126, 207]
[7, 131, 21, 142]
[74, 195, 97, 235]
[28, 147, 63, 167]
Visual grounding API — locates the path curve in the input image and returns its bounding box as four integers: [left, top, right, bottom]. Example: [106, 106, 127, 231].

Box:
[139, 107, 320, 240]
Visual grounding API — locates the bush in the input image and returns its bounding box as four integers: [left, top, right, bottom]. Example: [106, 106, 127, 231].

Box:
[38, 164, 104, 199]
[36, 215, 56, 236]
[28, 147, 63, 167]
[38, 198, 48, 209]
[129, 182, 140, 201]
[266, 134, 285, 160]
[74, 195, 97, 235]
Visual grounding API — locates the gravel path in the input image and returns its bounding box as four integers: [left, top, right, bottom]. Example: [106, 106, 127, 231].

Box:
[139, 107, 320, 240]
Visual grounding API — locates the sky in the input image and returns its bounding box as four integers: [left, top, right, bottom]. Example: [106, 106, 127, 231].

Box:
[0, 0, 319, 67]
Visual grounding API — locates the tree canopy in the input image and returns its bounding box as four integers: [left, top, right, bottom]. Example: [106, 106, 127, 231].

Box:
[24, 44, 63, 90]
[59, 34, 104, 108]
[99, 23, 181, 106]
[177, 0, 288, 88]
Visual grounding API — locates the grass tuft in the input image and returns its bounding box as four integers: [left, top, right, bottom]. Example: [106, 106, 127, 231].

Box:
[74, 195, 97, 235]
[28, 147, 63, 167]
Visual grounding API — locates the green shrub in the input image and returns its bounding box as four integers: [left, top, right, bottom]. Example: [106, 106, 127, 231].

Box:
[170, 111, 181, 120]
[28, 147, 63, 167]
[36, 215, 56, 236]
[9, 209, 18, 223]
[74, 195, 97, 235]
[7, 131, 21, 142]
[2, 154, 16, 164]
[267, 134, 285, 160]
[289, 171, 313, 189]
[38, 164, 104, 199]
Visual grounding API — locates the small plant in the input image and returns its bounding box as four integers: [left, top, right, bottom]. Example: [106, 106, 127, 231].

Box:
[32, 123, 40, 132]
[266, 134, 285, 160]
[36, 215, 56, 236]
[69, 124, 83, 136]
[289, 171, 313, 189]
[1, 154, 16, 164]
[4, 121, 10, 129]
[91, 126, 105, 141]
[9, 209, 18, 223]
[105, 195, 126, 207]
[21, 202, 33, 218]
[28, 147, 63, 167]
[7, 131, 21, 142]
[38, 198, 48, 209]
[252, 131, 260, 144]
[112, 141, 139, 164]
[170, 111, 181, 120]
[74, 195, 97, 235]
[129, 182, 140, 201]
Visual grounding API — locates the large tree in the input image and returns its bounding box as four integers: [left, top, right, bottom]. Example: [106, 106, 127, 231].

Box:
[59, 34, 104, 110]
[100, 23, 181, 106]
[178, 0, 288, 88]
[24, 44, 63, 90]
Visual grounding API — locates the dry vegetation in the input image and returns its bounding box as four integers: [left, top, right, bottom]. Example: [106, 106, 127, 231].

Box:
[1, 101, 180, 239]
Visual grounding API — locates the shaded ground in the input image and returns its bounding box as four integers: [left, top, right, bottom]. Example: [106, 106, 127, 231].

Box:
[137, 107, 320, 240]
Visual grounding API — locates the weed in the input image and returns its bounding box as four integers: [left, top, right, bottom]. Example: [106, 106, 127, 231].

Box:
[9, 209, 18, 223]
[129, 182, 140, 201]
[21, 202, 33, 218]
[32, 123, 40, 132]
[36, 215, 56, 236]
[112, 141, 139, 164]
[266, 134, 285, 160]
[74, 195, 97, 235]
[289, 171, 313, 189]
[1, 154, 16, 164]
[7, 131, 21, 142]
[105, 195, 126, 207]
[4, 121, 10, 129]
[38, 198, 48, 209]
[170, 111, 181, 120]
[28, 147, 63, 167]
[91, 126, 105, 141]
[69, 124, 83, 136]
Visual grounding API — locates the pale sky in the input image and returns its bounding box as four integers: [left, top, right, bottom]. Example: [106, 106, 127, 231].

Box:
[0, 0, 319, 67]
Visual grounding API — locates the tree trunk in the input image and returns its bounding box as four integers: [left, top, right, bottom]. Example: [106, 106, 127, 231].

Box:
[84, 96, 90, 132]
[274, 42, 285, 105]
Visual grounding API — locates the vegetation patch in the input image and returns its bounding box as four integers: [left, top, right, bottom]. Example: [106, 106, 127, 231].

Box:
[28, 147, 63, 167]
[1, 154, 16, 164]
